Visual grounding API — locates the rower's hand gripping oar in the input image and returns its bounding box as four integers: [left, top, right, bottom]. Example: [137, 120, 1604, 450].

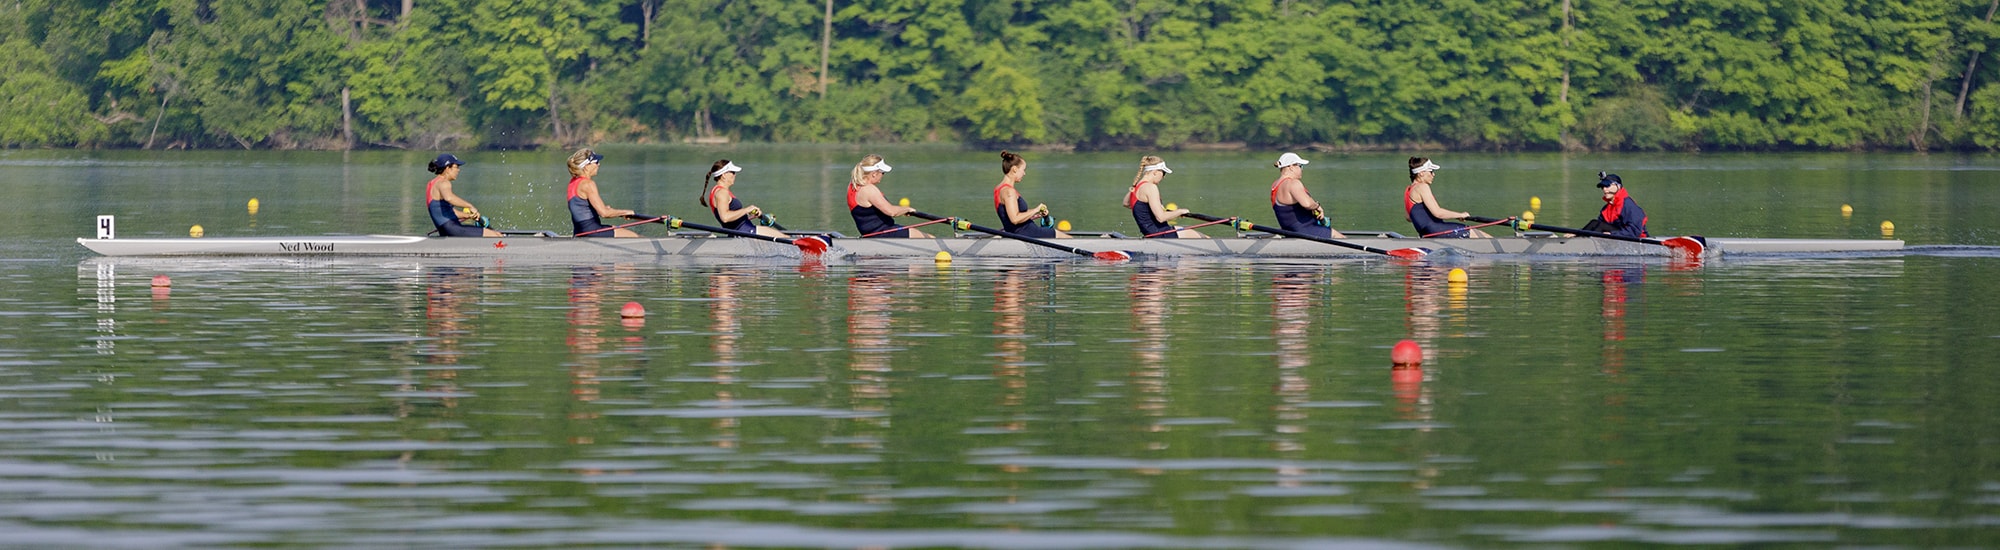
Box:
[615, 214, 829, 256]
[1183, 212, 1428, 259]
[907, 211, 1133, 261]
[1466, 215, 1705, 257]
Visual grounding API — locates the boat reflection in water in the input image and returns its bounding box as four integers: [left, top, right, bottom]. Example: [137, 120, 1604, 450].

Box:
[706, 269, 747, 450]
[1126, 265, 1184, 458]
[846, 266, 911, 449]
[563, 265, 649, 450]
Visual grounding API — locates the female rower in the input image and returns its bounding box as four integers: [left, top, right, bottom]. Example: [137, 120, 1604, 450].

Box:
[847, 154, 930, 238]
[994, 150, 1067, 238]
[1579, 172, 1648, 238]
[424, 153, 502, 237]
[566, 148, 639, 238]
[1269, 152, 1345, 239]
[1124, 155, 1205, 238]
[700, 159, 789, 238]
[1404, 156, 1491, 239]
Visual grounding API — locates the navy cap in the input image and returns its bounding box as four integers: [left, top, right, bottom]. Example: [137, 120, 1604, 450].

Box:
[1596, 171, 1622, 188]
[428, 153, 465, 174]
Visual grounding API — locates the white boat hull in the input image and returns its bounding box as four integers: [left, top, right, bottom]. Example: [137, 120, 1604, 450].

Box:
[77, 234, 1906, 259]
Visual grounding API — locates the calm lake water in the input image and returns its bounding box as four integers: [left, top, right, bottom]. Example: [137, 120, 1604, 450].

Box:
[4, 147, 2000, 547]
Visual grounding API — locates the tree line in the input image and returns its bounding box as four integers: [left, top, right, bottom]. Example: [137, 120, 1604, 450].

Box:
[4, 0, 2000, 151]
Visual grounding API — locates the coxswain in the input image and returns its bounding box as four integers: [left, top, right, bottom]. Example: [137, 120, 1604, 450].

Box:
[1580, 172, 1648, 238]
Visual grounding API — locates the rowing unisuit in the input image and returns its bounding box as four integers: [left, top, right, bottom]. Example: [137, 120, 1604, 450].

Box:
[568, 177, 611, 238]
[709, 187, 755, 233]
[1405, 182, 1469, 238]
[849, 185, 905, 238]
[994, 182, 1056, 238]
[426, 177, 484, 237]
[1271, 176, 1331, 238]
[1126, 182, 1177, 238]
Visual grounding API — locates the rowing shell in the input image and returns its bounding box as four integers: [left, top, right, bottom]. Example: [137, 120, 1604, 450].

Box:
[76, 234, 1905, 259]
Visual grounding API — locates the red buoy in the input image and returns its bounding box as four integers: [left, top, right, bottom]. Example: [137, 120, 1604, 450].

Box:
[151, 275, 172, 287]
[1391, 339, 1423, 366]
[619, 301, 645, 318]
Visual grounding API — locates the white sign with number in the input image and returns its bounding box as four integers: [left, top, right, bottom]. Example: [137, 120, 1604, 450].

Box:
[97, 215, 115, 240]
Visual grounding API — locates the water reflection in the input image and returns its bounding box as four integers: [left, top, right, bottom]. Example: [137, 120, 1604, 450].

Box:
[1271, 270, 1315, 455]
[1127, 266, 1175, 452]
[846, 267, 902, 446]
[708, 268, 745, 450]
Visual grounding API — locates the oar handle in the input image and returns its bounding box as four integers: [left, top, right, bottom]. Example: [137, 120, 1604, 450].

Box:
[1184, 212, 1424, 258]
[653, 214, 830, 255]
[908, 211, 1126, 260]
[1466, 215, 1653, 245]
[576, 214, 670, 237]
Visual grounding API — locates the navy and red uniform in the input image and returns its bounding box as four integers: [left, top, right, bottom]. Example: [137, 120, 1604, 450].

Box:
[1125, 182, 1177, 238]
[1271, 177, 1331, 238]
[1405, 182, 1469, 238]
[1581, 188, 1648, 238]
[568, 177, 612, 238]
[994, 183, 1056, 238]
[426, 178, 485, 237]
[707, 187, 756, 233]
[849, 185, 906, 238]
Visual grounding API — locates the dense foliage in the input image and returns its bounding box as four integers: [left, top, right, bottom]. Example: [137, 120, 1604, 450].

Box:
[4, 0, 2000, 151]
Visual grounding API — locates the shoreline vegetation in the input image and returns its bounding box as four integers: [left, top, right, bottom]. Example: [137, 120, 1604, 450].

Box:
[5, 0, 2000, 153]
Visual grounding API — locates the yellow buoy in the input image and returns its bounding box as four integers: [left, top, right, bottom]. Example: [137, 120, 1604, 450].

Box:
[934, 251, 952, 263]
[189, 225, 205, 238]
[1056, 220, 1072, 231]
[1841, 204, 1853, 216]
[1880, 220, 1894, 236]
[1522, 210, 1536, 222]
[898, 197, 911, 207]
[1165, 203, 1178, 211]
[1529, 196, 1541, 211]
[1447, 268, 1468, 284]
[247, 198, 260, 215]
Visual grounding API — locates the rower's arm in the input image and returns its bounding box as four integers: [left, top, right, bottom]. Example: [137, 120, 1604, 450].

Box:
[581, 182, 634, 218]
[1141, 184, 1183, 222]
[1000, 187, 1037, 224]
[1284, 180, 1321, 212]
[858, 185, 913, 217]
[435, 181, 480, 214]
[712, 189, 757, 223]
[1415, 184, 1465, 220]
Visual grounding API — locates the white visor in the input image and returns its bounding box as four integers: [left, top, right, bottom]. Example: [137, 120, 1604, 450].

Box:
[1144, 162, 1172, 174]
[862, 161, 893, 173]
[1411, 160, 1441, 174]
[710, 162, 742, 178]
[1276, 152, 1310, 168]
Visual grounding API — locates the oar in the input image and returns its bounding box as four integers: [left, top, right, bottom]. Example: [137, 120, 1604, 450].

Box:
[1423, 216, 1517, 238]
[575, 214, 671, 237]
[1184, 212, 1428, 259]
[601, 214, 828, 256]
[1466, 215, 1705, 256]
[908, 211, 1133, 261]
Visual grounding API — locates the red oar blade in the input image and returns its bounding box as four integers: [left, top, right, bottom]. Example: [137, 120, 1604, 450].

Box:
[794, 236, 830, 256]
[1093, 250, 1133, 262]
[1661, 236, 1705, 257]
[1386, 247, 1429, 259]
